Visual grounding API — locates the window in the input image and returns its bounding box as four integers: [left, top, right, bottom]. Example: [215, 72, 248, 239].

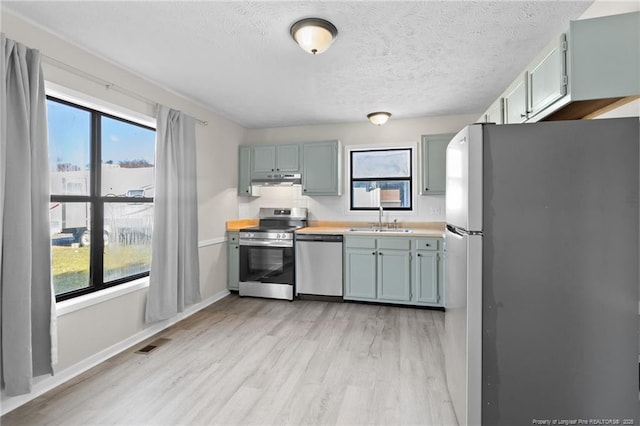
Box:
[48, 97, 156, 301]
[350, 148, 412, 210]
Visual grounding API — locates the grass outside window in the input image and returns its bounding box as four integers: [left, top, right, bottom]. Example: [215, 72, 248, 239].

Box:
[52, 245, 152, 295]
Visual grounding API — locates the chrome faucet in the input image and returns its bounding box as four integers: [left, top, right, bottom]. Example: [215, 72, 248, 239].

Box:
[378, 205, 384, 228]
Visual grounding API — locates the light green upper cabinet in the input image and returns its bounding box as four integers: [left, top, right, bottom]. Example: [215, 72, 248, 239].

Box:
[483, 11, 639, 124]
[275, 144, 300, 172]
[482, 98, 504, 125]
[301, 140, 342, 196]
[251, 144, 300, 175]
[527, 34, 567, 120]
[251, 145, 277, 174]
[420, 134, 453, 195]
[569, 12, 639, 103]
[239, 140, 339, 195]
[503, 74, 528, 124]
[237, 146, 254, 196]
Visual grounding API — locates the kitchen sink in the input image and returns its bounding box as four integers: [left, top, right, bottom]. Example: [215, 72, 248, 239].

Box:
[347, 228, 412, 233]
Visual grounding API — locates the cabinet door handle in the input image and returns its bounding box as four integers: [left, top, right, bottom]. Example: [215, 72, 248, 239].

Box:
[520, 113, 527, 118]
[276, 168, 280, 171]
[425, 187, 428, 191]
[378, 252, 383, 256]
[271, 168, 274, 171]
[425, 243, 430, 247]
[303, 188, 307, 192]
[372, 252, 376, 255]
[417, 253, 422, 257]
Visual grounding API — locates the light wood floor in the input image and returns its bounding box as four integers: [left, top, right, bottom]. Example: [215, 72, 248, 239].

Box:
[2, 295, 458, 426]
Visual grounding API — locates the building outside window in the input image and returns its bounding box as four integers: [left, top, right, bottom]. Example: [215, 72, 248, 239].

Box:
[47, 96, 156, 301]
[350, 148, 412, 211]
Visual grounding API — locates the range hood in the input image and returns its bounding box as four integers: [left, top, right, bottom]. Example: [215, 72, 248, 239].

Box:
[251, 173, 302, 186]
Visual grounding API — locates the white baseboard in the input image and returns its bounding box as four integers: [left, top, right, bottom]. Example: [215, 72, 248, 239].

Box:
[1, 289, 230, 416]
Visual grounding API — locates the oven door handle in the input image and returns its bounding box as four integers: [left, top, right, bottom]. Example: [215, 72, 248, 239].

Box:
[239, 240, 293, 248]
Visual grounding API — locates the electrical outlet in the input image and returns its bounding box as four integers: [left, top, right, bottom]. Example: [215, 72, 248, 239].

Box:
[430, 207, 443, 216]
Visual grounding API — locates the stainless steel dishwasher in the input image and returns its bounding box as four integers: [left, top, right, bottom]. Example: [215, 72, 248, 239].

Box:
[295, 234, 343, 297]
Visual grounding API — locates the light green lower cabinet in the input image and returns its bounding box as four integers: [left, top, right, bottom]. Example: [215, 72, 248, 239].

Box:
[227, 232, 239, 291]
[343, 235, 444, 307]
[344, 248, 377, 299]
[378, 249, 411, 302]
[415, 251, 439, 304]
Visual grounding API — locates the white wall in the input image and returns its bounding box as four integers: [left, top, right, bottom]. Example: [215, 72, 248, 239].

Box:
[241, 114, 477, 223]
[1, 9, 245, 412]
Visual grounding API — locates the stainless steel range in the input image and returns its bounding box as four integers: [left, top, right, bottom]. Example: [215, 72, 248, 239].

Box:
[239, 207, 308, 301]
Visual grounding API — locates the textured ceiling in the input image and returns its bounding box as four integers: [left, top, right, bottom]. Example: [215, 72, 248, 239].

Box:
[2, 1, 593, 129]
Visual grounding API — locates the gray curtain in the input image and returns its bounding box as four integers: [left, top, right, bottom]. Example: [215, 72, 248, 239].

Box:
[0, 33, 55, 396]
[145, 106, 201, 323]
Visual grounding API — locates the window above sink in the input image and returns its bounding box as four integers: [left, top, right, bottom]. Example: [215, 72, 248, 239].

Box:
[349, 148, 413, 211]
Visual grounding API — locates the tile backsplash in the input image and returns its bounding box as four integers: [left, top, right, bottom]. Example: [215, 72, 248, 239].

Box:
[237, 185, 445, 223]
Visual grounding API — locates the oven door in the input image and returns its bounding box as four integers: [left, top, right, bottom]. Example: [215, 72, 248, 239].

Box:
[239, 243, 294, 285]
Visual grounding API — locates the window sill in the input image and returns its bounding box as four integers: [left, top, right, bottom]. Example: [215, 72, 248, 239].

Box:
[56, 277, 149, 317]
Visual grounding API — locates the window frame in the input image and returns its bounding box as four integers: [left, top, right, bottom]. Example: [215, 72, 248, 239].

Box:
[48, 96, 156, 302]
[349, 147, 413, 211]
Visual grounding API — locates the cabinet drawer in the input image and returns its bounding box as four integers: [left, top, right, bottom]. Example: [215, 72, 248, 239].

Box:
[344, 236, 376, 249]
[378, 237, 411, 250]
[414, 238, 439, 251]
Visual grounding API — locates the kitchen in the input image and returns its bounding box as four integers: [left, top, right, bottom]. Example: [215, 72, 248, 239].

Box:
[1, 0, 640, 425]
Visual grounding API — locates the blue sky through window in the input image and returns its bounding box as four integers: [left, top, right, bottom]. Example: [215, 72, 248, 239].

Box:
[102, 116, 155, 165]
[47, 100, 90, 171]
[47, 99, 155, 170]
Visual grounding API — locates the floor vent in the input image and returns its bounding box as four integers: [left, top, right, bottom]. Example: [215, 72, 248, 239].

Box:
[135, 337, 171, 355]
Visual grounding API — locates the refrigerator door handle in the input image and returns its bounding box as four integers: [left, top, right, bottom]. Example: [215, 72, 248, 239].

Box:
[446, 224, 465, 237]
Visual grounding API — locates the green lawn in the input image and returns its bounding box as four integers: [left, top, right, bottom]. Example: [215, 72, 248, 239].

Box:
[52, 245, 152, 295]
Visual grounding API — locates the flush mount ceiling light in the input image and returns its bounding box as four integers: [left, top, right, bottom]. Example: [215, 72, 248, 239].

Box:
[290, 18, 338, 55]
[367, 112, 392, 126]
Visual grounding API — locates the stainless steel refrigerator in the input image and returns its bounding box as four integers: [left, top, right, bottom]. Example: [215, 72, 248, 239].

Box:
[444, 118, 639, 426]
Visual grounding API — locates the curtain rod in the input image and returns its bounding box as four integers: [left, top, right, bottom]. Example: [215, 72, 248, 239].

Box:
[41, 54, 208, 126]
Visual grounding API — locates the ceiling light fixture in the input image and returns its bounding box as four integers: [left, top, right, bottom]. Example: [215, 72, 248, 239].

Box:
[290, 18, 338, 55]
[367, 112, 392, 126]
